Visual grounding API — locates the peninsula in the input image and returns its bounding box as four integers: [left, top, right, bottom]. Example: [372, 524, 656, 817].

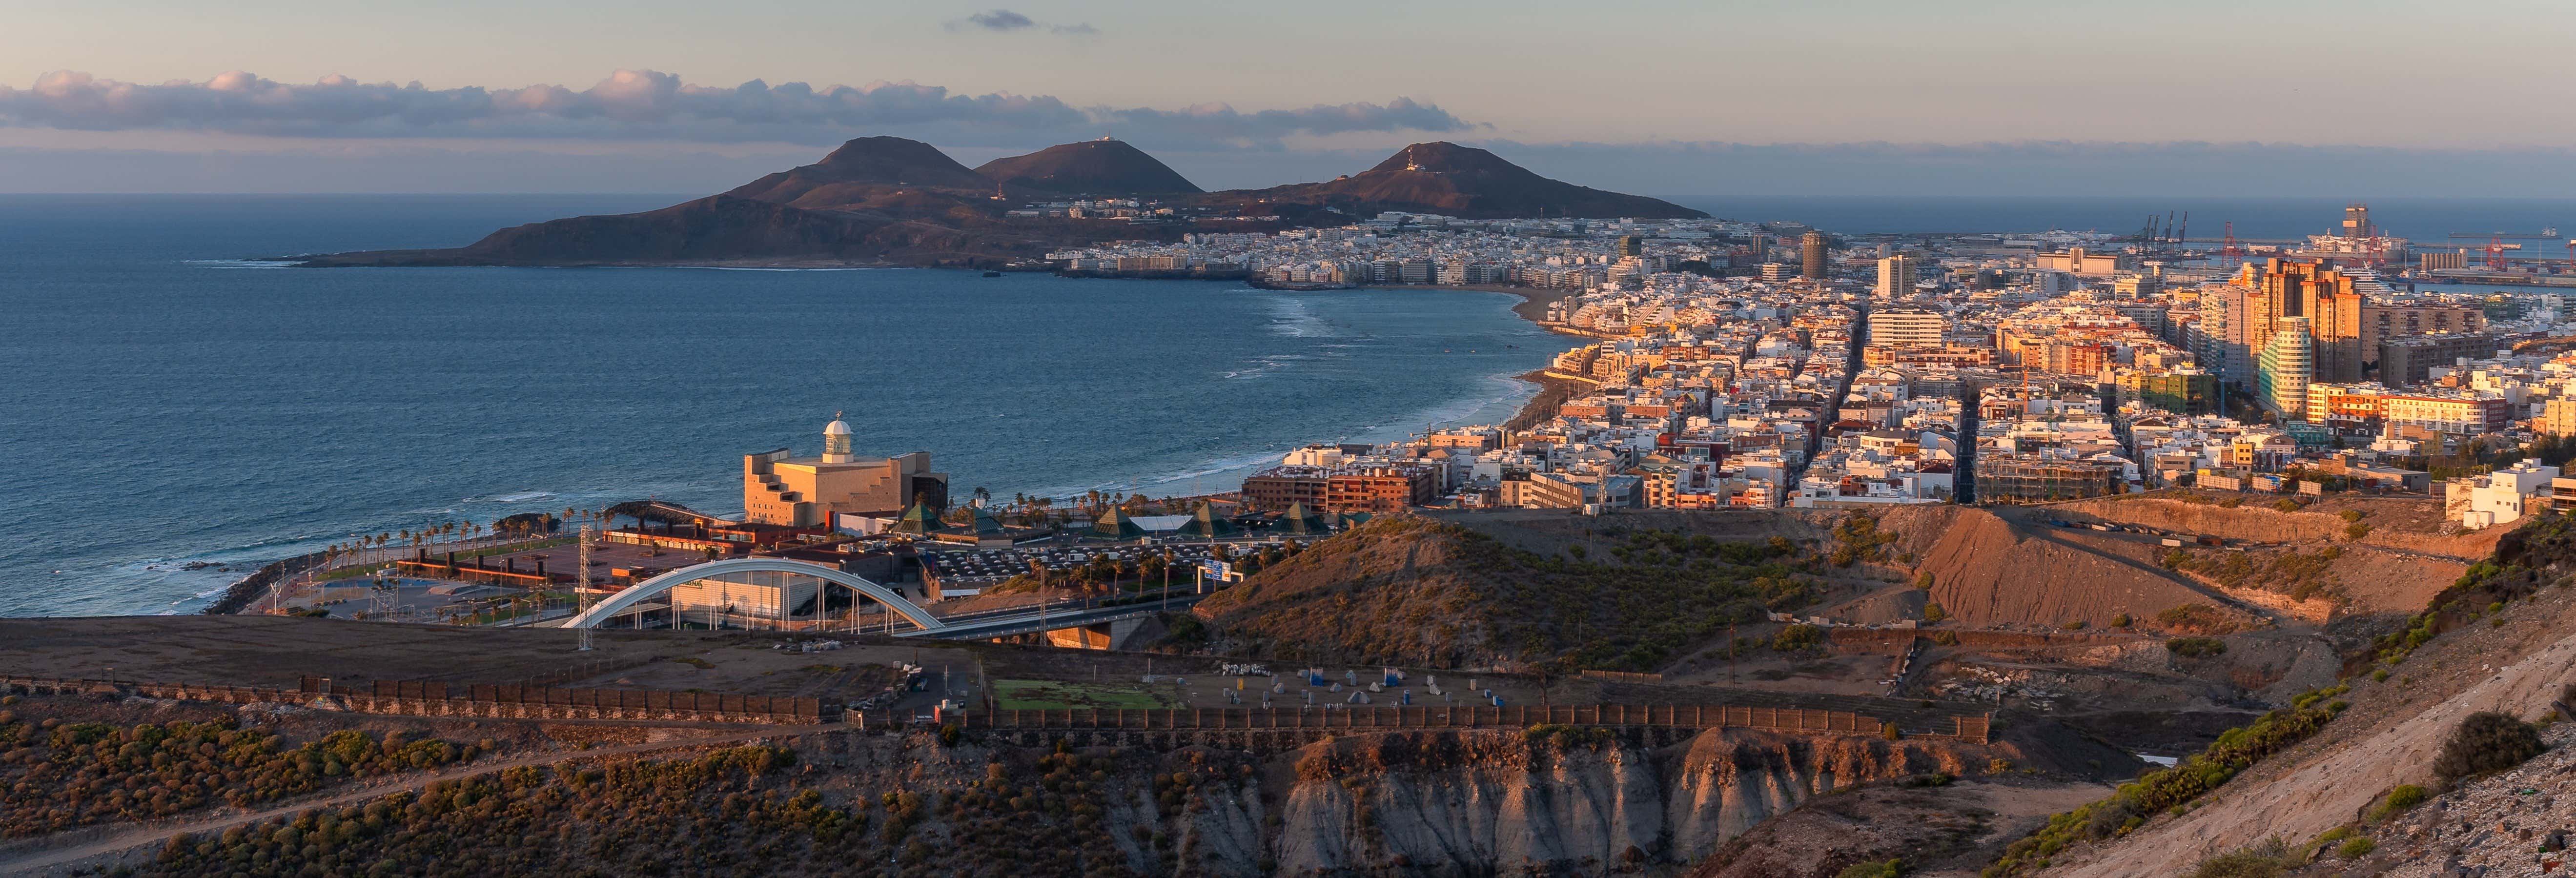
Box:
[288, 138, 1703, 269]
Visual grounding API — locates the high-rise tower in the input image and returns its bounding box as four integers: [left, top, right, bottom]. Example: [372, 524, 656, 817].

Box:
[1800, 232, 1829, 280]
[1875, 254, 1916, 298]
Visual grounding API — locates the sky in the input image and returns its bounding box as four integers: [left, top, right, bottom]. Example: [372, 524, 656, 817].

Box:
[4, 0, 2573, 196]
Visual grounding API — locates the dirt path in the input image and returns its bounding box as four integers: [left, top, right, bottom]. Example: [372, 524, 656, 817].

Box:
[0, 723, 841, 876]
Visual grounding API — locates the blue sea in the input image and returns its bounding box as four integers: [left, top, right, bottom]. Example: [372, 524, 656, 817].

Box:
[1682, 196, 2576, 245]
[0, 195, 1566, 617]
[10, 194, 2570, 619]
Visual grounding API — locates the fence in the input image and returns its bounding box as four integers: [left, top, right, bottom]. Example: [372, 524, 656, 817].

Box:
[298, 676, 822, 724]
[1579, 670, 1664, 683]
[4, 676, 1988, 743]
[945, 704, 1989, 742]
[0, 674, 821, 726]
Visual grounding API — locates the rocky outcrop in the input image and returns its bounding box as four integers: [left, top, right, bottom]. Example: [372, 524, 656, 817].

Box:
[1259, 728, 1999, 875]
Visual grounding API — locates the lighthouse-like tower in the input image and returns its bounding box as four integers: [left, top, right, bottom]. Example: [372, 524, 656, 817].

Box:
[821, 412, 855, 464]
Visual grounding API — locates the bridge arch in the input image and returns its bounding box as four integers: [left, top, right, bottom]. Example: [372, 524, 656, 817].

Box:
[563, 557, 948, 632]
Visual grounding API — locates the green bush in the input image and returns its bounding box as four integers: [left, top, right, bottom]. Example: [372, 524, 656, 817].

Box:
[2187, 838, 2292, 878]
[2336, 836, 2375, 858]
[1836, 859, 1902, 878]
[2166, 637, 2228, 658]
[2368, 784, 2426, 821]
[1922, 603, 1947, 623]
[1771, 624, 1824, 653]
[2433, 712, 2543, 781]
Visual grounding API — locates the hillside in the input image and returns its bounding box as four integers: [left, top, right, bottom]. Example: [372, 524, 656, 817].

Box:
[974, 139, 1203, 195]
[294, 194, 1048, 268]
[1201, 142, 1709, 220]
[1975, 511, 2576, 877]
[726, 135, 998, 205]
[290, 137, 1700, 267]
[1190, 514, 1802, 672]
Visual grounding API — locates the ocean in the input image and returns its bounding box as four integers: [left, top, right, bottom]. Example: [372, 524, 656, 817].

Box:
[0, 195, 1565, 617]
[11, 193, 2569, 619]
[1680, 196, 2576, 244]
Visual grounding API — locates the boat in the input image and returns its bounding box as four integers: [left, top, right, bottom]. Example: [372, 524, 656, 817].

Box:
[981, 271, 1002, 278]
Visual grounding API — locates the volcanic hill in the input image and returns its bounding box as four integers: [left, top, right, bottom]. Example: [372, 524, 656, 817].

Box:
[1202, 142, 1707, 220]
[292, 137, 1699, 267]
[974, 139, 1204, 195]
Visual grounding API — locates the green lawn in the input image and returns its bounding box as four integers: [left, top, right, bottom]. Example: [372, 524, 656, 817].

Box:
[991, 679, 1183, 711]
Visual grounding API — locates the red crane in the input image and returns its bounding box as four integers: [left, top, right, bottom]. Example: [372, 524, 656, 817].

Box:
[2219, 222, 2244, 268]
[2487, 235, 2509, 270]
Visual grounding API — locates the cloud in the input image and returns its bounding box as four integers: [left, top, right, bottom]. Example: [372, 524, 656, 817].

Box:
[948, 9, 1096, 36]
[0, 70, 1464, 150]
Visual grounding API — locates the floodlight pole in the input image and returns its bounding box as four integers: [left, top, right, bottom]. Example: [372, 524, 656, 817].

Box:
[575, 524, 594, 651]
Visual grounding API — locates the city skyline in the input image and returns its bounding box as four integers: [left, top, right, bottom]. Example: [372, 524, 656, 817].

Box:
[5, 0, 2574, 194]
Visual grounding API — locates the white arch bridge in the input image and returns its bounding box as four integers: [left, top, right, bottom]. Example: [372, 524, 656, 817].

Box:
[558, 557, 1201, 641]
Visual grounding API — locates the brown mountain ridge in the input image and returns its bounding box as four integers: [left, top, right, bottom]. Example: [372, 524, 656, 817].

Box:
[293, 137, 1701, 268]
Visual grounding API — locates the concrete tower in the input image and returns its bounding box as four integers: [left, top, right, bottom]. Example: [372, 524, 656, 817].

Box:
[1800, 232, 1829, 280]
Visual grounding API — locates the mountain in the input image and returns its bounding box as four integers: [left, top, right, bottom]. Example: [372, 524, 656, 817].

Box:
[1201, 142, 1708, 220]
[293, 194, 1048, 267]
[974, 139, 1203, 195]
[291, 137, 1702, 267]
[724, 136, 998, 208]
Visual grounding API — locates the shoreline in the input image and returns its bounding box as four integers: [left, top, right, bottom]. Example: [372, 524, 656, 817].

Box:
[1407, 284, 1601, 430]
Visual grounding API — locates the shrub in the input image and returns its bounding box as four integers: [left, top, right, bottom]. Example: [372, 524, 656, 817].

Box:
[2166, 637, 2228, 658]
[1922, 603, 1946, 624]
[2187, 837, 2292, 878]
[2335, 836, 2375, 858]
[1836, 859, 1902, 878]
[2156, 603, 2236, 634]
[2339, 509, 2365, 523]
[2433, 712, 2543, 781]
[2111, 613, 2131, 628]
[1771, 624, 1824, 653]
[2271, 499, 2301, 512]
[2344, 522, 2372, 541]
[1844, 855, 1906, 875]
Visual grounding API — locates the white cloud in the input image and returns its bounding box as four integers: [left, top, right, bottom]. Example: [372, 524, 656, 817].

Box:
[0, 70, 1471, 150]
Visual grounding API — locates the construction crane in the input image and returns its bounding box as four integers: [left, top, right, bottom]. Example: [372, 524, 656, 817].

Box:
[2219, 221, 2244, 269]
[2176, 212, 2188, 246]
[2487, 235, 2510, 270]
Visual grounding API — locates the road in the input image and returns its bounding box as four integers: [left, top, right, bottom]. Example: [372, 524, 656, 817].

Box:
[0, 722, 838, 876]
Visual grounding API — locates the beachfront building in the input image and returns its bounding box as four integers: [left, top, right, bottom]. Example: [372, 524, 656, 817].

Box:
[742, 417, 949, 527]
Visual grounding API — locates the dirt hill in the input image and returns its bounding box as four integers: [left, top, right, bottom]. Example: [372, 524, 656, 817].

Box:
[974, 139, 1203, 195]
[1203, 141, 1708, 220]
[1191, 514, 1804, 672]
